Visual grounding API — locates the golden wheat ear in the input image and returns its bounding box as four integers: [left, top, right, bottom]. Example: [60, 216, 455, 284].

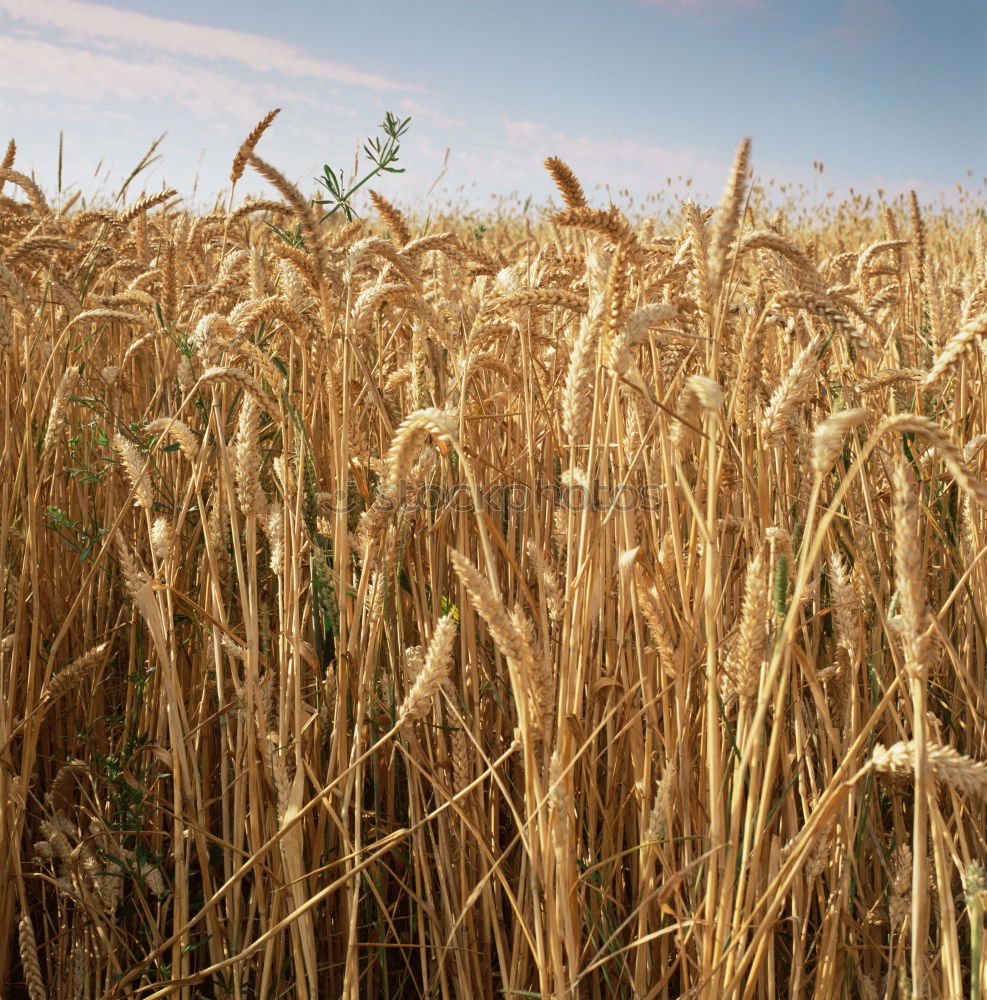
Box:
[230, 108, 280, 189]
[544, 156, 588, 210]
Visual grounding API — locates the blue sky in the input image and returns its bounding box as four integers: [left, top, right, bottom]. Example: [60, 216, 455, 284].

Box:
[0, 0, 983, 213]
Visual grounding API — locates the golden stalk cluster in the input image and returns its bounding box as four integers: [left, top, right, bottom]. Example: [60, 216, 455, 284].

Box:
[2, 122, 987, 1000]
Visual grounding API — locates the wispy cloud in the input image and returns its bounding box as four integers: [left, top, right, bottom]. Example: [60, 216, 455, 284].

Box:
[443, 119, 727, 202]
[0, 0, 416, 92]
[0, 35, 303, 120]
[393, 98, 464, 131]
[824, 0, 893, 48]
[0, 0, 422, 201]
[503, 119, 721, 178]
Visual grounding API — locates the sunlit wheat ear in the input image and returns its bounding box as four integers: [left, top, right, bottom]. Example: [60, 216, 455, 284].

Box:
[877, 413, 987, 507]
[115, 535, 149, 601]
[725, 548, 770, 702]
[600, 241, 632, 355]
[0, 301, 13, 355]
[509, 606, 554, 740]
[448, 548, 523, 663]
[150, 516, 176, 563]
[810, 407, 869, 476]
[230, 108, 280, 189]
[113, 432, 153, 509]
[740, 230, 823, 287]
[398, 614, 457, 726]
[891, 463, 930, 670]
[770, 289, 878, 361]
[872, 741, 987, 798]
[686, 375, 723, 413]
[246, 244, 267, 300]
[761, 336, 823, 446]
[234, 396, 266, 518]
[382, 407, 458, 497]
[402, 645, 425, 687]
[670, 378, 703, 453]
[263, 502, 284, 575]
[0, 165, 49, 215]
[921, 312, 987, 389]
[447, 549, 551, 735]
[119, 188, 177, 225]
[525, 540, 563, 624]
[42, 367, 78, 460]
[733, 309, 767, 427]
[644, 756, 678, 845]
[189, 311, 237, 360]
[562, 313, 599, 442]
[633, 568, 675, 667]
[247, 153, 326, 271]
[205, 490, 230, 567]
[277, 257, 314, 314]
[344, 237, 421, 290]
[604, 302, 678, 380]
[270, 739, 290, 824]
[144, 417, 200, 463]
[552, 205, 641, 260]
[197, 366, 280, 421]
[369, 189, 410, 246]
[544, 156, 588, 210]
[909, 190, 927, 295]
[708, 137, 751, 304]
[45, 641, 110, 703]
[449, 726, 471, 793]
[827, 551, 860, 658]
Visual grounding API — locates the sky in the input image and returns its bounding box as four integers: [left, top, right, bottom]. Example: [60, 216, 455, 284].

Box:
[0, 0, 984, 216]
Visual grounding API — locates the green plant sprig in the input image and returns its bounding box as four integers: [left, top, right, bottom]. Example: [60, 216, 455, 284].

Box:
[314, 111, 411, 223]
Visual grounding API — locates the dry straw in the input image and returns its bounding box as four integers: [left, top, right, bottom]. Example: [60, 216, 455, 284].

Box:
[6, 130, 987, 1000]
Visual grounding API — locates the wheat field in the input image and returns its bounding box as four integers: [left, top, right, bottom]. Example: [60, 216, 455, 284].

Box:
[2, 125, 987, 1000]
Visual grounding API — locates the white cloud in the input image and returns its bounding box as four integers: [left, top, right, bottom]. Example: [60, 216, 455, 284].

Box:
[0, 35, 294, 120]
[0, 0, 416, 92]
[0, 4, 413, 205]
[497, 118, 725, 196]
[825, 0, 893, 48]
[394, 97, 464, 130]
